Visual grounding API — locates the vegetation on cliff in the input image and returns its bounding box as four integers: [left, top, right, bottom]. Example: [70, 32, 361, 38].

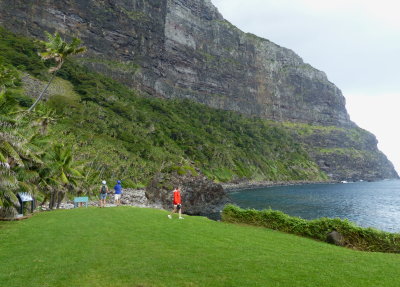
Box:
[0, 27, 327, 193]
[281, 122, 399, 180]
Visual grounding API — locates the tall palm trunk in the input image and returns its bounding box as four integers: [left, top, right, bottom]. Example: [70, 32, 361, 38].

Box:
[56, 190, 66, 209]
[49, 191, 56, 209]
[28, 72, 57, 112]
[40, 195, 48, 206]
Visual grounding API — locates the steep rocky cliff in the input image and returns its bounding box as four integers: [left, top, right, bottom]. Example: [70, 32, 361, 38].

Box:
[0, 0, 350, 126]
[282, 123, 398, 181]
[0, 0, 397, 180]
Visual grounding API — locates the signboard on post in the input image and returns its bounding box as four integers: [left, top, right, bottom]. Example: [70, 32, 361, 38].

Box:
[18, 192, 33, 202]
[17, 192, 34, 215]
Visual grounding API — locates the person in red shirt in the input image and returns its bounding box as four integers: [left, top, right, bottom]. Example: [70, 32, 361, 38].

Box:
[168, 187, 184, 219]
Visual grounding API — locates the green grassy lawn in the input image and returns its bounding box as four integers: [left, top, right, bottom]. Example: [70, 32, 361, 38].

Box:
[1, 207, 399, 287]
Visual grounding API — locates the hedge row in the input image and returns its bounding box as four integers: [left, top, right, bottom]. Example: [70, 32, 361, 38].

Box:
[222, 204, 400, 253]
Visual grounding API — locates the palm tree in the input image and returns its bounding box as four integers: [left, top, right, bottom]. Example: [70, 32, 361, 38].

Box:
[0, 163, 19, 217]
[31, 105, 56, 135]
[28, 32, 86, 112]
[0, 95, 43, 217]
[39, 143, 83, 209]
[0, 94, 23, 217]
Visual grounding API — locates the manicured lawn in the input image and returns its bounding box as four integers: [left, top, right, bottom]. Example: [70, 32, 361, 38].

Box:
[1, 207, 399, 287]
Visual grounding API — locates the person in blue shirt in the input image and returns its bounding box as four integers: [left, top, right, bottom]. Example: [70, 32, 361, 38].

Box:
[114, 180, 123, 206]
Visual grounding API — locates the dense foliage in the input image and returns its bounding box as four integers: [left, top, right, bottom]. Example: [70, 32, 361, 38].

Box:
[222, 204, 400, 253]
[0, 86, 95, 215]
[0, 27, 47, 79]
[0, 28, 92, 215]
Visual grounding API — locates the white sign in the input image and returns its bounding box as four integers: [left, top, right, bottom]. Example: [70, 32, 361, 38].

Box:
[18, 192, 33, 202]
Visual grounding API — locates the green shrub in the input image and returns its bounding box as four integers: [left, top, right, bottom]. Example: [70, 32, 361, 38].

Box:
[7, 92, 33, 107]
[222, 204, 400, 253]
[0, 27, 47, 79]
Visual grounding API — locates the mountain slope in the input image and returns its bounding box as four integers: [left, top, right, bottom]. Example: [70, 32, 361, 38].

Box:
[1, 26, 330, 185]
[0, 0, 397, 181]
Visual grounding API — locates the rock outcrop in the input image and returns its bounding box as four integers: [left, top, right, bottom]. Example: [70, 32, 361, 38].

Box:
[145, 167, 231, 215]
[0, 0, 397, 180]
[326, 230, 345, 246]
[286, 125, 399, 181]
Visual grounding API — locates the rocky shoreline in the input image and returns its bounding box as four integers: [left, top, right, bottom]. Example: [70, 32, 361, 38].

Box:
[221, 180, 337, 192]
[50, 181, 338, 211]
[42, 189, 162, 211]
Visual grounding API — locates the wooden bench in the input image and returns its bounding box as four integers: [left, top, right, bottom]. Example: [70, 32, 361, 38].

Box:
[74, 197, 89, 208]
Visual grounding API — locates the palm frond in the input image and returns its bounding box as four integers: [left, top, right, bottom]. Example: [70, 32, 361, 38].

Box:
[68, 168, 83, 177]
[18, 181, 37, 194]
[60, 171, 69, 184]
[0, 175, 18, 189]
[0, 141, 24, 166]
[16, 169, 39, 183]
[0, 152, 6, 163]
[0, 189, 19, 207]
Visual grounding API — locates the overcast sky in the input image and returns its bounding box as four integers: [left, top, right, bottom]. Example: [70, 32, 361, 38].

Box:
[212, 0, 400, 174]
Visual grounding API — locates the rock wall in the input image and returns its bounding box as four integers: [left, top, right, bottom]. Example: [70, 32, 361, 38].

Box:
[162, 0, 351, 127]
[0, 0, 168, 94]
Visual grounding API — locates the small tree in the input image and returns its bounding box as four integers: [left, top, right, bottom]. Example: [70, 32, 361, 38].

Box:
[0, 101, 43, 217]
[28, 32, 86, 112]
[39, 143, 83, 209]
[0, 62, 18, 96]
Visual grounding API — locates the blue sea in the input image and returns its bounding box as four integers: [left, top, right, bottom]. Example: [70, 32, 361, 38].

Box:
[229, 179, 400, 233]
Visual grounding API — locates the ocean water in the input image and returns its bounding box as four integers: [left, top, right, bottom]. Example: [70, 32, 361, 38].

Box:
[229, 179, 400, 233]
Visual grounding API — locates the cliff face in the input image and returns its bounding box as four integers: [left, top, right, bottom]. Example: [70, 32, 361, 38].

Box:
[284, 125, 399, 181]
[0, 0, 397, 180]
[0, 0, 351, 127]
[162, 0, 351, 127]
[0, 0, 168, 93]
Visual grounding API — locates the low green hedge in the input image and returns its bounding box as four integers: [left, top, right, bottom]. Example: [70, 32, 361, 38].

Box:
[222, 204, 400, 253]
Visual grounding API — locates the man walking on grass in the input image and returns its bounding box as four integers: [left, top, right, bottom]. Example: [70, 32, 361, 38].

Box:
[168, 187, 184, 219]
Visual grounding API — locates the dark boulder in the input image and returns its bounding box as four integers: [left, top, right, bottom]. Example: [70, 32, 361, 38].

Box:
[326, 230, 345, 246]
[145, 166, 231, 216]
